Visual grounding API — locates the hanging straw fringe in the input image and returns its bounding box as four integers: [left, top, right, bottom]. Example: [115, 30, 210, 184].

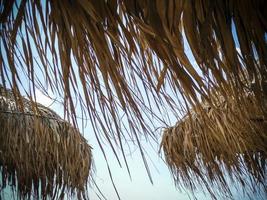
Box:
[0, 0, 267, 197]
[1, 0, 266, 145]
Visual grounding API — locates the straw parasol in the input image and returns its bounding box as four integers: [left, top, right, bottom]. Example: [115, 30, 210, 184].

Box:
[160, 87, 267, 199]
[1, 0, 267, 196]
[0, 86, 92, 200]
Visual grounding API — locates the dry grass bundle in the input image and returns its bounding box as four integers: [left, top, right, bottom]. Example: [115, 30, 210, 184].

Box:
[160, 89, 267, 199]
[0, 86, 92, 200]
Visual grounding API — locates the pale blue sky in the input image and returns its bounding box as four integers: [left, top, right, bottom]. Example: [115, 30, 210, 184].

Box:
[33, 89, 211, 200]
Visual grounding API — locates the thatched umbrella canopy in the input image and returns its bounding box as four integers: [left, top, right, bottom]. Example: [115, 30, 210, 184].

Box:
[160, 89, 267, 199]
[1, 0, 267, 197]
[0, 86, 92, 200]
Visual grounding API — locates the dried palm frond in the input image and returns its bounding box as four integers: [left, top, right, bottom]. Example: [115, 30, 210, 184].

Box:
[1, 0, 267, 187]
[160, 88, 267, 199]
[0, 86, 92, 200]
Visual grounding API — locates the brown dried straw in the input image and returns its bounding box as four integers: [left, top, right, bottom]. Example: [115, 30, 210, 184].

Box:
[1, 0, 267, 195]
[160, 89, 267, 199]
[0, 86, 92, 200]
[1, 0, 266, 162]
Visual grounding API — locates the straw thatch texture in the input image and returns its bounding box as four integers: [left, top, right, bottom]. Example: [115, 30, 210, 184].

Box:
[0, 86, 92, 200]
[1, 0, 266, 161]
[1, 1, 267, 195]
[160, 90, 267, 199]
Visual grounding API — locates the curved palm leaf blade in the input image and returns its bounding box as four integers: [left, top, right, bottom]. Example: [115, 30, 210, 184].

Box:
[0, 86, 92, 200]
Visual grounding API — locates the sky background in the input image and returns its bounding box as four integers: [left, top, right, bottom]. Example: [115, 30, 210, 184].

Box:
[33, 89, 211, 200]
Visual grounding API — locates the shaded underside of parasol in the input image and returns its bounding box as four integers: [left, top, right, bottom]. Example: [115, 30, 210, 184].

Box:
[0, 86, 92, 200]
[160, 89, 267, 199]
